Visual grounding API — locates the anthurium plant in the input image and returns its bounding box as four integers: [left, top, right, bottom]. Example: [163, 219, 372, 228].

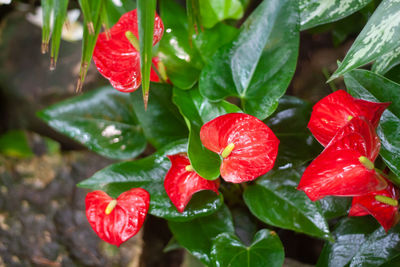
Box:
[37, 0, 400, 266]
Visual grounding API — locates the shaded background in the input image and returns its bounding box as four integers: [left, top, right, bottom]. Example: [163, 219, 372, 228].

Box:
[0, 1, 370, 266]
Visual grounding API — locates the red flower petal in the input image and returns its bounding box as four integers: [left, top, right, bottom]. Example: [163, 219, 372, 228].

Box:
[200, 113, 279, 183]
[93, 9, 164, 92]
[349, 180, 399, 232]
[298, 118, 385, 201]
[327, 117, 380, 162]
[308, 90, 389, 146]
[85, 188, 150, 246]
[164, 153, 219, 213]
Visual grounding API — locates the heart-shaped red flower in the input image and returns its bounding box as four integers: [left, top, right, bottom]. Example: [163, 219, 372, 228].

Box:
[164, 153, 219, 213]
[308, 90, 389, 146]
[298, 117, 386, 201]
[200, 113, 279, 183]
[349, 178, 399, 232]
[85, 188, 150, 246]
[93, 9, 164, 92]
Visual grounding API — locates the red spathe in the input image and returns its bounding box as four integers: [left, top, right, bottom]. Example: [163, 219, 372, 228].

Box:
[85, 188, 150, 246]
[200, 113, 279, 183]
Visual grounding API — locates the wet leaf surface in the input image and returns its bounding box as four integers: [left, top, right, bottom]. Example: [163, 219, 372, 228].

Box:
[38, 86, 146, 160]
[78, 140, 223, 222]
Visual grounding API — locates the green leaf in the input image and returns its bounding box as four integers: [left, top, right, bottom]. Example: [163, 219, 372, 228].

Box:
[78, 140, 223, 222]
[373, 46, 400, 75]
[199, 0, 244, 28]
[199, 0, 299, 119]
[349, 223, 400, 267]
[316, 217, 380, 267]
[38, 86, 146, 160]
[77, 0, 103, 91]
[172, 87, 241, 180]
[41, 0, 53, 53]
[300, 0, 373, 30]
[243, 168, 332, 240]
[137, 0, 156, 107]
[131, 83, 188, 149]
[158, 0, 203, 89]
[168, 205, 234, 265]
[0, 130, 33, 158]
[104, 0, 136, 26]
[193, 23, 239, 63]
[211, 229, 285, 267]
[344, 69, 400, 185]
[264, 96, 322, 167]
[330, 0, 400, 80]
[50, 0, 69, 69]
[319, 196, 351, 220]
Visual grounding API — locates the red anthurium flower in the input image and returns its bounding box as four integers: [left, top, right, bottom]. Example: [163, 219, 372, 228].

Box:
[93, 9, 164, 92]
[298, 117, 386, 201]
[200, 113, 279, 183]
[308, 90, 390, 146]
[165, 153, 219, 213]
[85, 188, 150, 247]
[349, 179, 399, 232]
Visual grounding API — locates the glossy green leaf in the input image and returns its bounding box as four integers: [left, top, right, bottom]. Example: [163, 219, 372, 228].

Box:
[0, 130, 33, 158]
[372, 46, 400, 75]
[231, 207, 258, 247]
[131, 83, 188, 149]
[41, 0, 53, 53]
[199, 0, 299, 120]
[330, 0, 400, 80]
[316, 217, 380, 267]
[172, 87, 241, 180]
[78, 140, 223, 222]
[50, 0, 69, 69]
[77, 0, 103, 91]
[243, 168, 332, 240]
[37, 86, 146, 160]
[211, 229, 285, 267]
[199, 0, 244, 28]
[158, 0, 203, 89]
[300, 0, 373, 30]
[193, 23, 239, 63]
[137, 0, 156, 107]
[168, 205, 234, 265]
[344, 69, 400, 185]
[264, 96, 321, 167]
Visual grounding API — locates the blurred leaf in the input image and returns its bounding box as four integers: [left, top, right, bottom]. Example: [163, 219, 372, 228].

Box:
[131, 83, 188, 149]
[79, 140, 224, 222]
[50, 0, 69, 69]
[199, 0, 244, 28]
[300, 0, 373, 30]
[158, 0, 203, 89]
[199, 0, 299, 119]
[186, 0, 202, 38]
[243, 168, 332, 240]
[104, 0, 136, 26]
[77, 0, 103, 91]
[331, 0, 400, 80]
[38, 86, 146, 160]
[264, 96, 322, 167]
[193, 23, 239, 63]
[373, 46, 400, 75]
[172, 87, 241, 180]
[319, 196, 351, 220]
[211, 230, 285, 267]
[231, 207, 257, 247]
[344, 69, 400, 185]
[0, 130, 33, 158]
[41, 0, 53, 53]
[137, 0, 156, 107]
[168, 205, 234, 265]
[316, 217, 380, 267]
